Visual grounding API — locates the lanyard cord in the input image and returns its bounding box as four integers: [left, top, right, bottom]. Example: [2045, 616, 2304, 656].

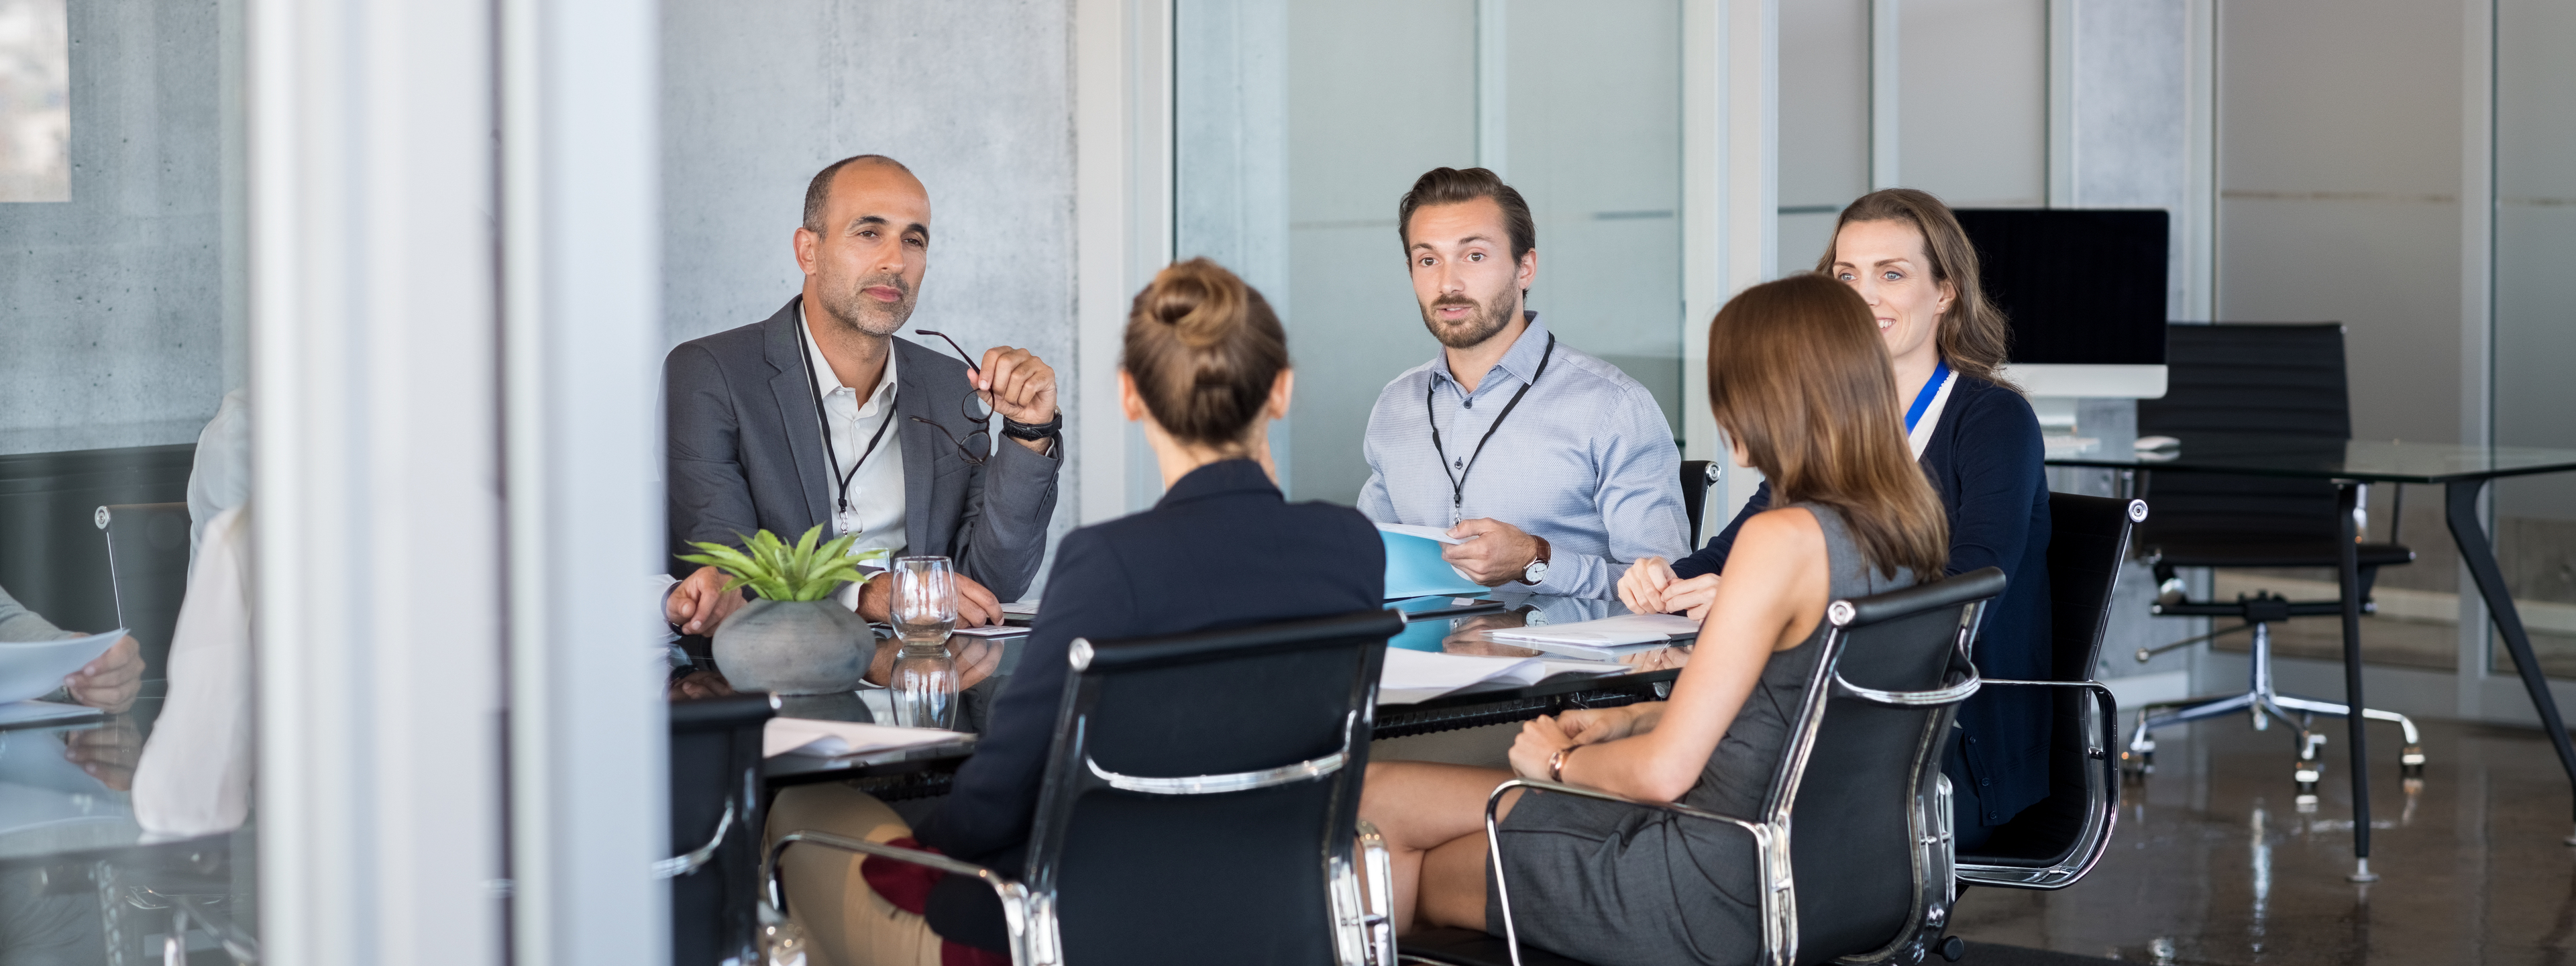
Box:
[1904, 358, 1951, 434]
[804, 343, 899, 517]
[1427, 333, 1555, 516]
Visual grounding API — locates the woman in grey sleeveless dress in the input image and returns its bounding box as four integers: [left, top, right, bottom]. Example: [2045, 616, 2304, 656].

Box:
[1360, 274, 1955, 965]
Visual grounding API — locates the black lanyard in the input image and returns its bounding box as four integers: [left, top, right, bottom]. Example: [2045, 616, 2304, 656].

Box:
[1427, 333, 1554, 519]
[803, 344, 898, 519]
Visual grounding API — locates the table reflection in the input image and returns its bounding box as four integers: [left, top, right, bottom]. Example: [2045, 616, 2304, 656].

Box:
[1406, 592, 1696, 678]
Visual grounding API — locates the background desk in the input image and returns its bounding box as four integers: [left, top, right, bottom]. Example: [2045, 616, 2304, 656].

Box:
[2051, 433, 2576, 869]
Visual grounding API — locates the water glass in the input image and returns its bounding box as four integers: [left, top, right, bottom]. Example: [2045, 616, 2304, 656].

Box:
[889, 556, 959, 729]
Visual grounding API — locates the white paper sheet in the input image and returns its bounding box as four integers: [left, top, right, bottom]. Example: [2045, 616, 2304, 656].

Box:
[949, 625, 1030, 638]
[0, 630, 121, 705]
[1374, 523, 1463, 545]
[1489, 613, 1700, 647]
[763, 718, 972, 759]
[1377, 647, 1627, 704]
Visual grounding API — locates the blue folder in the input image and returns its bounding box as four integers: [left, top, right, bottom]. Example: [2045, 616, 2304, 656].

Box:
[1380, 529, 1487, 600]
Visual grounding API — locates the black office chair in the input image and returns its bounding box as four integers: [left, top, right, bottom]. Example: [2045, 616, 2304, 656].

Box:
[767, 608, 1404, 965]
[2124, 323, 2423, 800]
[1949, 494, 2138, 898]
[667, 692, 776, 966]
[1679, 460, 1719, 547]
[95, 502, 192, 695]
[1401, 569, 2008, 966]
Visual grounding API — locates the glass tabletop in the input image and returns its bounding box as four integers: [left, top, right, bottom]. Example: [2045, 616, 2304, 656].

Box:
[2044, 433, 2576, 484]
[736, 593, 1695, 779]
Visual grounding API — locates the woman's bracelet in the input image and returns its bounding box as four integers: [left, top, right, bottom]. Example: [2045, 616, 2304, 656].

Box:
[1548, 744, 1578, 784]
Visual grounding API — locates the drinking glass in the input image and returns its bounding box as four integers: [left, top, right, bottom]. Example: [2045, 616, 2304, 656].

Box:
[888, 556, 960, 729]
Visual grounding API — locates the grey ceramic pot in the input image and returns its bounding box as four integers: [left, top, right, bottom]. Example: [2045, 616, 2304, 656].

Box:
[711, 598, 872, 696]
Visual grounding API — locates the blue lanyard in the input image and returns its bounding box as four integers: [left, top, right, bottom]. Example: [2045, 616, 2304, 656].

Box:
[1904, 359, 1951, 434]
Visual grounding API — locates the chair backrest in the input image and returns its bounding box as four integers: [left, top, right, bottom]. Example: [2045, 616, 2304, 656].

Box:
[1679, 460, 1717, 548]
[1776, 568, 2004, 963]
[668, 692, 775, 966]
[96, 502, 192, 688]
[2134, 323, 2348, 547]
[1961, 494, 2141, 873]
[1026, 608, 1402, 965]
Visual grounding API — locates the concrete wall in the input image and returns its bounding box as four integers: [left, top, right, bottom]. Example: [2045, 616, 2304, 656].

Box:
[0, 0, 231, 456]
[659, 0, 1080, 566]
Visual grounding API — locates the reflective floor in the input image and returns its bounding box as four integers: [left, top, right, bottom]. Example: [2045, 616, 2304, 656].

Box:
[1950, 716, 2576, 965]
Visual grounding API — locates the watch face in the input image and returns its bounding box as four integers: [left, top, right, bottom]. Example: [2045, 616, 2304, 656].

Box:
[1524, 559, 1548, 582]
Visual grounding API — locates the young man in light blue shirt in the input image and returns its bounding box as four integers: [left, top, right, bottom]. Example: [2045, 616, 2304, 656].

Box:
[1358, 167, 1688, 599]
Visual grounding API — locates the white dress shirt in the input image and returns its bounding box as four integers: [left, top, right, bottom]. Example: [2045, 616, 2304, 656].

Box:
[800, 307, 908, 610]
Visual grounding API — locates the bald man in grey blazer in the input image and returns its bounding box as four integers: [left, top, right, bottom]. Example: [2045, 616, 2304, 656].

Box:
[663, 156, 1061, 679]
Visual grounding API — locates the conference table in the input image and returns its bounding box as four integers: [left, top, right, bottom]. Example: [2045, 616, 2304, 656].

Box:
[2049, 432, 2576, 878]
[755, 592, 1697, 797]
[0, 698, 257, 963]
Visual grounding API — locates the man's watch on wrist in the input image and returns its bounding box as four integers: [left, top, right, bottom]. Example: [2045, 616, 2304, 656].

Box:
[1002, 409, 1063, 441]
[1517, 535, 1553, 585]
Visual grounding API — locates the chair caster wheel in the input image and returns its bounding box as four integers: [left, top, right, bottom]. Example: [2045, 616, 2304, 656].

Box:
[1937, 935, 1966, 962]
[2399, 743, 2426, 777]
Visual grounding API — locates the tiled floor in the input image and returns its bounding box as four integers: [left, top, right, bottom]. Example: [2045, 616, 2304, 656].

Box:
[1949, 716, 2576, 965]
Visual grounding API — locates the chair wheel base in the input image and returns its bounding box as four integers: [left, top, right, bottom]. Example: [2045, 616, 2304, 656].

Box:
[1937, 935, 1967, 962]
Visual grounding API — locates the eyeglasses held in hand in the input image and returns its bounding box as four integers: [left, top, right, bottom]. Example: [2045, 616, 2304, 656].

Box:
[911, 330, 993, 465]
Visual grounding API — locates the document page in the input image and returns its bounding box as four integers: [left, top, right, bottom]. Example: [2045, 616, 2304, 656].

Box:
[765, 718, 973, 759]
[0, 630, 121, 705]
[1378, 647, 1627, 704]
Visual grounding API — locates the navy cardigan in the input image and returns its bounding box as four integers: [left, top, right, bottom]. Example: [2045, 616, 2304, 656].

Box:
[910, 458, 1385, 946]
[1674, 373, 2052, 830]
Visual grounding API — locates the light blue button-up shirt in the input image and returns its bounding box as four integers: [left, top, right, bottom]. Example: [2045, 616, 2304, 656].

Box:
[1358, 315, 1689, 599]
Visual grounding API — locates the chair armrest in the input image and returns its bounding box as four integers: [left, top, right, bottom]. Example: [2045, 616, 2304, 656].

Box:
[1831, 669, 1981, 707]
[1952, 679, 2123, 890]
[764, 830, 1036, 965]
[1481, 777, 1765, 837]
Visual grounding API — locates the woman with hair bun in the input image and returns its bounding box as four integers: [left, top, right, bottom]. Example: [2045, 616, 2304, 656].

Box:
[763, 258, 1383, 965]
[1620, 187, 2052, 849]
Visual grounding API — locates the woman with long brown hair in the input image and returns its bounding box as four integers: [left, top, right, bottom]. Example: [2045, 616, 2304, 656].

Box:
[1621, 187, 2053, 849]
[1358, 274, 1946, 961]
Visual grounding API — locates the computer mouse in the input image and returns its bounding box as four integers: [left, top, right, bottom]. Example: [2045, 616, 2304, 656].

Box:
[2134, 435, 2181, 451]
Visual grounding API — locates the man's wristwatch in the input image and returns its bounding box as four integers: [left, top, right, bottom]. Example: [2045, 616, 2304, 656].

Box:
[1517, 535, 1552, 586]
[1002, 409, 1063, 441]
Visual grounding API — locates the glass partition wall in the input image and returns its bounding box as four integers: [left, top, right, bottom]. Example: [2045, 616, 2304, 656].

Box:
[1175, 0, 1686, 505]
[0, 0, 258, 960]
[2491, 0, 2576, 678]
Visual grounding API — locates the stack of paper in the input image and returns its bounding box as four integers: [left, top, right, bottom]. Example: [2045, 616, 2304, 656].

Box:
[1489, 613, 1700, 658]
[764, 718, 973, 759]
[1379, 647, 1628, 705]
[0, 630, 121, 729]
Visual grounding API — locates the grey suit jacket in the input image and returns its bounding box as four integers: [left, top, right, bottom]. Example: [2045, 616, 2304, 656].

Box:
[664, 297, 1062, 601]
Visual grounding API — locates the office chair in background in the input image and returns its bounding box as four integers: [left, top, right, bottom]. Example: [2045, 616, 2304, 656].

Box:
[95, 502, 192, 701]
[1678, 460, 1719, 549]
[2122, 323, 2424, 806]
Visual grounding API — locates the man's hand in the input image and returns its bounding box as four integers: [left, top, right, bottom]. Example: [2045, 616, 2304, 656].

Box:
[65, 636, 142, 714]
[667, 668, 737, 701]
[1442, 518, 1542, 586]
[863, 633, 1006, 688]
[667, 567, 749, 636]
[855, 572, 1004, 628]
[60, 719, 144, 792]
[975, 345, 1059, 453]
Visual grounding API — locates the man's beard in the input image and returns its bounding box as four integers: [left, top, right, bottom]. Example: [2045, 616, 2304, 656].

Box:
[818, 272, 916, 338]
[1418, 286, 1519, 350]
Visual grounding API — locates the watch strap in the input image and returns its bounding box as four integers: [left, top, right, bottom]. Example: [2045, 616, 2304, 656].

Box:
[1002, 410, 1063, 441]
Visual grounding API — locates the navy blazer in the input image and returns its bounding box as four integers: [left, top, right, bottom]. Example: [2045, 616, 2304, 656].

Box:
[910, 458, 1384, 945]
[1674, 373, 2052, 830]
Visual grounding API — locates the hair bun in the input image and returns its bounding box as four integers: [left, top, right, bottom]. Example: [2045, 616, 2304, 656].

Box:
[1146, 262, 1240, 350]
[1120, 258, 1290, 448]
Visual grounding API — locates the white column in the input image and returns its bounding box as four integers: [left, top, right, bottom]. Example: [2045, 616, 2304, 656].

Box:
[250, 0, 506, 962]
[499, 0, 667, 962]
[1869, 0, 1900, 191]
[1075, 0, 1175, 522]
[1684, 0, 1778, 520]
[2456, 0, 2495, 718]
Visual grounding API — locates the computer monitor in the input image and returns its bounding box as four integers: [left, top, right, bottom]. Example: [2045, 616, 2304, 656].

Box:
[1951, 208, 2169, 398]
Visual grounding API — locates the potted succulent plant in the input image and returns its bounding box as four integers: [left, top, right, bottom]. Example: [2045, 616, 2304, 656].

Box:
[678, 526, 874, 698]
